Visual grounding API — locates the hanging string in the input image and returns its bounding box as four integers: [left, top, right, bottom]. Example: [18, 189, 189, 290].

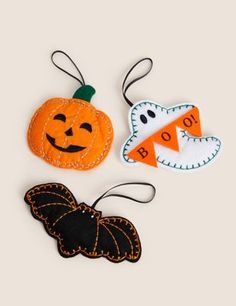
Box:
[122, 58, 153, 107]
[51, 50, 85, 86]
[91, 182, 156, 209]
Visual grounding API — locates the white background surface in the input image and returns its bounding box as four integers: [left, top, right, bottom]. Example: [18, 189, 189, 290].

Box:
[0, 1, 235, 305]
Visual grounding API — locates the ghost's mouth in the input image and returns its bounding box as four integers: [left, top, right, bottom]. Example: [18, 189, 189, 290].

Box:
[46, 134, 86, 153]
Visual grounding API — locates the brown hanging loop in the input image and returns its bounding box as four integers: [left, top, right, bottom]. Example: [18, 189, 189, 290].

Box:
[91, 182, 156, 209]
[122, 58, 153, 107]
[51, 50, 85, 86]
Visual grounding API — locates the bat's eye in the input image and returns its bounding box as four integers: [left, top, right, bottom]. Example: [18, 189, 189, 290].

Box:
[91, 215, 94, 218]
[147, 110, 156, 118]
[80, 122, 92, 133]
[140, 114, 147, 124]
[54, 113, 66, 122]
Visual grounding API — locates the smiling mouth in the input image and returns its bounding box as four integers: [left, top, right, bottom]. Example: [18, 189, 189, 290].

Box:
[46, 134, 86, 153]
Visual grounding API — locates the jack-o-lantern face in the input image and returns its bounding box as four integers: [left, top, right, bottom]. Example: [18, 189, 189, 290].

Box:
[28, 86, 113, 170]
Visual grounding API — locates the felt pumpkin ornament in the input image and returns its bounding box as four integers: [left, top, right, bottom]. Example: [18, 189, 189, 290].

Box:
[24, 182, 156, 263]
[28, 51, 113, 170]
[121, 58, 222, 171]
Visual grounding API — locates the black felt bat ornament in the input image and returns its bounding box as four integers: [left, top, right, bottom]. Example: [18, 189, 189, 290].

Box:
[24, 182, 155, 263]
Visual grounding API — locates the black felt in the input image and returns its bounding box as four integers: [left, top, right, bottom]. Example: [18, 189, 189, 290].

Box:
[24, 183, 141, 263]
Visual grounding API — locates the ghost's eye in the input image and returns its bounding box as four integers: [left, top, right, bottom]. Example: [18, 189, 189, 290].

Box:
[147, 110, 156, 118]
[140, 114, 147, 124]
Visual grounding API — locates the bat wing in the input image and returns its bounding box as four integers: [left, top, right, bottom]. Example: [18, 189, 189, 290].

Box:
[24, 183, 78, 232]
[25, 184, 142, 263]
[96, 217, 141, 263]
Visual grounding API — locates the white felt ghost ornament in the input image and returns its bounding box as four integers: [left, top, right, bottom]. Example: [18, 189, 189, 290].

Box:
[121, 58, 222, 171]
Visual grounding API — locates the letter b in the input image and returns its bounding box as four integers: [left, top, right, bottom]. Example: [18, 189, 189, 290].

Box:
[137, 147, 148, 159]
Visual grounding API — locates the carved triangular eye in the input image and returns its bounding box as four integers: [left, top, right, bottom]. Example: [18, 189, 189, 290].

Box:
[54, 113, 66, 122]
[80, 122, 92, 133]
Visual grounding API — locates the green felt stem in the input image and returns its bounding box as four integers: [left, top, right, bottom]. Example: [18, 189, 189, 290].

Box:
[73, 85, 96, 102]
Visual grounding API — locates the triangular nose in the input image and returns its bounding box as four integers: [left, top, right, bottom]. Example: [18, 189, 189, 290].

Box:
[65, 127, 73, 136]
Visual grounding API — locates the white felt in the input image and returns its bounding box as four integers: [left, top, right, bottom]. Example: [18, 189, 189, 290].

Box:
[121, 101, 222, 171]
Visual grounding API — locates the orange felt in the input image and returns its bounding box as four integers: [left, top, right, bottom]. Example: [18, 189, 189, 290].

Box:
[28, 98, 113, 170]
[128, 139, 158, 168]
[153, 124, 179, 152]
[128, 107, 202, 167]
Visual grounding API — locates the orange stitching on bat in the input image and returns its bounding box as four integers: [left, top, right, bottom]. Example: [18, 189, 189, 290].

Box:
[30, 191, 76, 207]
[93, 220, 100, 252]
[26, 184, 140, 262]
[101, 219, 139, 258]
[36, 203, 72, 209]
[101, 223, 120, 256]
[104, 221, 136, 257]
[52, 207, 79, 227]
[31, 183, 76, 204]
